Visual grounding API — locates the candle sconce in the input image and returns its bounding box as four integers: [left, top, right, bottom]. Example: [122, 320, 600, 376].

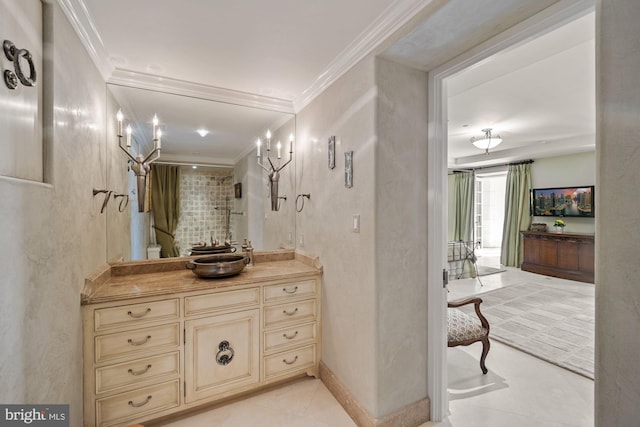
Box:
[116, 110, 161, 212]
[256, 130, 294, 211]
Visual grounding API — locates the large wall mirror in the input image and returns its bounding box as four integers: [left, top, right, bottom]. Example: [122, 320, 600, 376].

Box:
[105, 84, 296, 261]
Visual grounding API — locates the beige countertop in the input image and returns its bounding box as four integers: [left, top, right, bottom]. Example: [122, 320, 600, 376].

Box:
[82, 250, 322, 305]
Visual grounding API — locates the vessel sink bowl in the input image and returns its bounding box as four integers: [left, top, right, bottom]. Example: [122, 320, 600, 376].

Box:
[189, 245, 236, 255]
[186, 254, 249, 278]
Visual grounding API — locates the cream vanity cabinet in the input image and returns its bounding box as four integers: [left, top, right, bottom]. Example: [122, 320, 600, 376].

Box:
[83, 269, 321, 427]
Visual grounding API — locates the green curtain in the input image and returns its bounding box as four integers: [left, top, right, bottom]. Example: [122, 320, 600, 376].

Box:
[151, 164, 181, 258]
[500, 163, 532, 266]
[453, 172, 474, 242]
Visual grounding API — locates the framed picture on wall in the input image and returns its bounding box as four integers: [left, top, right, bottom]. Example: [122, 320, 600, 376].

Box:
[234, 183, 242, 199]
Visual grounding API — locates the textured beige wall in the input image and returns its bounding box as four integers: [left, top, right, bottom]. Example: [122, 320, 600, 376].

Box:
[596, 0, 640, 423]
[0, 3, 111, 424]
[296, 55, 378, 414]
[105, 86, 131, 262]
[375, 57, 429, 417]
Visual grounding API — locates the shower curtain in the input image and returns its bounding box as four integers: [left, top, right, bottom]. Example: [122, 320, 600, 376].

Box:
[151, 164, 181, 258]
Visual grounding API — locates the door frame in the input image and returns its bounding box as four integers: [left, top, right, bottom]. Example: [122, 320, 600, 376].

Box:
[426, 0, 595, 420]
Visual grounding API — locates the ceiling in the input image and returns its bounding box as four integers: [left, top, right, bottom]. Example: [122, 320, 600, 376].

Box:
[64, 0, 595, 167]
[68, 0, 430, 164]
[445, 11, 595, 168]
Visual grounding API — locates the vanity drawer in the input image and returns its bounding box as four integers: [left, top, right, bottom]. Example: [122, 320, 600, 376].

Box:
[94, 299, 179, 332]
[95, 351, 180, 394]
[264, 279, 317, 304]
[95, 323, 180, 364]
[264, 299, 316, 329]
[185, 287, 260, 316]
[264, 344, 316, 380]
[264, 322, 317, 354]
[96, 379, 180, 427]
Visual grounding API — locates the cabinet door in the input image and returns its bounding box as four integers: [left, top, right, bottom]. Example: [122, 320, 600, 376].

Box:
[185, 309, 259, 403]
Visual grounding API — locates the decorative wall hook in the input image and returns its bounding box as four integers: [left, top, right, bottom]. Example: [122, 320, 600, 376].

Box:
[296, 193, 311, 213]
[3, 40, 37, 90]
[93, 189, 112, 214]
[113, 193, 130, 212]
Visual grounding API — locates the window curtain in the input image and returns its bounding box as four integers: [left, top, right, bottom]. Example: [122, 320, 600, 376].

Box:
[500, 163, 532, 266]
[151, 164, 181, 258]
[452, 172, 474, 242]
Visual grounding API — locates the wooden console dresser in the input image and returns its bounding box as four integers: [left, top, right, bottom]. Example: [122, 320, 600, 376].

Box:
[521, 230, 595, 283]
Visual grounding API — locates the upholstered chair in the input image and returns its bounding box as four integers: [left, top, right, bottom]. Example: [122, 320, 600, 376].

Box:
[447, 297, 490, 374]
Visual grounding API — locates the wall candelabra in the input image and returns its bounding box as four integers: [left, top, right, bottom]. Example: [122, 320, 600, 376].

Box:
[116, 110, 161, 212]
[256, 130, 293, 211]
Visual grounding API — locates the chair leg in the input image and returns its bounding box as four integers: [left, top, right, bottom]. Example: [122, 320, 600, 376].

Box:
[480, 338, 490, 374]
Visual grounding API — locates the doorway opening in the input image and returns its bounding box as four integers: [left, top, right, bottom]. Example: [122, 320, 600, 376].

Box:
[427, 2, 595, 421]
[474, 171, 506, 270]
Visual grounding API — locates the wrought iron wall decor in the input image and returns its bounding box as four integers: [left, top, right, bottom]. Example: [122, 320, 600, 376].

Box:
[345, 151, 353, 188]
[328, 136, 336, 169]
[3, 40, 37, 90]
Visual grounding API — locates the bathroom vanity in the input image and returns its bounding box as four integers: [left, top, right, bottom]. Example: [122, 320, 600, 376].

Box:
[81, 251, 322, 427]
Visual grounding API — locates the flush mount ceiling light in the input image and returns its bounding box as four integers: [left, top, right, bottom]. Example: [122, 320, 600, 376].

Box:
[470, 128, 502, 154]
[196, 129, 209, 137]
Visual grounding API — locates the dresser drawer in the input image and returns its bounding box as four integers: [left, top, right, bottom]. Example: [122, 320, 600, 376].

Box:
[95, 323, 180, 364]
[94, 299, 179, 332]
[96, 351, 180, 394]
[264, 300, 317, 329]
[264, 279, 317, 304]
[96, 380, 180, 427]
[264, 345, 316, 380]
[185, 287, 260, 316]
[264, 322, 317, 354]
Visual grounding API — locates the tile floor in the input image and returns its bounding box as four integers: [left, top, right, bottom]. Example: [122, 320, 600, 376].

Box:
[151, 258, 595, 427]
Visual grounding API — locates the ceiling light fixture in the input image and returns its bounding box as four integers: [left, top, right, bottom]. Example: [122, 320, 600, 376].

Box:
[470, 128, 502, 154]
[196, 129, 209, 137]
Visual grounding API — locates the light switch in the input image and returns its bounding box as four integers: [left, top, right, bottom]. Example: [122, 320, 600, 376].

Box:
[353, 214, 360, 233]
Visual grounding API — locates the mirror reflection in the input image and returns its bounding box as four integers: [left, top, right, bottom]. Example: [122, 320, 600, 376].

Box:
[106, 84, 296, 261]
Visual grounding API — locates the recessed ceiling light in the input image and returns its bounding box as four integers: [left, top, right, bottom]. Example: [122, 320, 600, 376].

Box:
[196, 129, 209, 137]
[192, 165, 197, 169]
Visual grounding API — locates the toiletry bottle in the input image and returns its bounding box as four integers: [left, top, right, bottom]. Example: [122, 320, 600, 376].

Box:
[246, 241, 254, 267]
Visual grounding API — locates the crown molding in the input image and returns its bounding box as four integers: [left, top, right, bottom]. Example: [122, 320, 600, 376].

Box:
[56, 0, 114, 81]
[58, 0, 432, 114]
[108, 69, 295, 114]
[293, 0, 436, 112]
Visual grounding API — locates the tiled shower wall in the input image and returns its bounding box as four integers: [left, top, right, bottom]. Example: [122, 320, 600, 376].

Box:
[174, 166, 234, 254]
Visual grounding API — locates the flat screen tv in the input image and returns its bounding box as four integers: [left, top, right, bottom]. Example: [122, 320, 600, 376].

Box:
[531, 186, 594, 217]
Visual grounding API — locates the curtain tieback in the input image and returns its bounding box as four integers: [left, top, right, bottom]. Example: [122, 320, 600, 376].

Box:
[153, 226, 175, 239]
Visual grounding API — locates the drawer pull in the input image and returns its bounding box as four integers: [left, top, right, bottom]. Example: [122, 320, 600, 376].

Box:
[282, 286, 298, 294]
[282, 355, 298, 365]
[127, 335, 151, 346]
[127, 364, 152, 376]
[282, 308, 298, 316]
[215, 340, 235, 366]
[128, 395, 152, 408]
[127, 308, 151, 318]
[283, 331, 299, 340]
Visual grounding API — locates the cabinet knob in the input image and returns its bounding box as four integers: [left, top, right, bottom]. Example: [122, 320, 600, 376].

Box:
[216, 340, 235, 366]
